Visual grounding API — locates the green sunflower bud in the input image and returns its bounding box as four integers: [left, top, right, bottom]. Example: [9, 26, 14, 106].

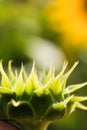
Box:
[0, 61, 87, 130]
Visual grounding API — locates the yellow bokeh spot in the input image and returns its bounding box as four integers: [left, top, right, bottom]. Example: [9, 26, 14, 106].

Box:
[45, 0, 87, 47]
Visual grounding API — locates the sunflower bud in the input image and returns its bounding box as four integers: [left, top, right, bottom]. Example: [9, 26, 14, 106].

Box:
[0, 61, 87, 130]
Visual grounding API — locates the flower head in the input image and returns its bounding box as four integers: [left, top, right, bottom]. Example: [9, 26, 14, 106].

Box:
[0, 61, 87, 129]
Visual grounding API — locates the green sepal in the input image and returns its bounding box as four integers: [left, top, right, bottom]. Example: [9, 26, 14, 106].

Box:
[13, 65, 24, 99]
[46, 62, 67, 102]
[42, 104, 66, 121]
[24, 63, 39, 97]
[49, 75, 63, 102]
[42, 95, 73, 120]
[0, 94, 15, 118]
[75, 102, 87, 110]
[61, 62, 79, 93]
[71, 96, 87, 102]
[43, 64, 54, 84]
[64, 82, 87, 95]
[0, 63, 11, 88]
[8, 61, 17, 84]
[8, 99, 35, 120]
[0, 87, 13, 95]
[30, 88, 53, 118]
[65, 101, 87, 116]
[64, 96, 87, 116]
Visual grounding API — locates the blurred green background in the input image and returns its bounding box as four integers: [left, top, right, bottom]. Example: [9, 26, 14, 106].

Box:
[0, 0, 87, 130]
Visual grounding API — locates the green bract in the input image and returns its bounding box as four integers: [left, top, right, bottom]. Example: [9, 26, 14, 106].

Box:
[0, 61, 87, 130]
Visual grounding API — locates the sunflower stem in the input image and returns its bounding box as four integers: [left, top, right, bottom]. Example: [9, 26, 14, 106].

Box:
[20, 121, 51, 130]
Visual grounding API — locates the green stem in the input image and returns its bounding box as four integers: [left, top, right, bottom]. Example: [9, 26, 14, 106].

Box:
[20, 120, 52, 130]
